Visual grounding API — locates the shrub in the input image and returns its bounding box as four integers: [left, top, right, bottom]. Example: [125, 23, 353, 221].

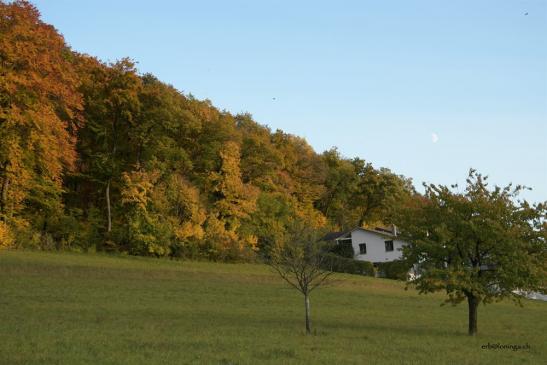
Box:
[0, 221, 14, 248]
[376, 260, 412, 280]
[169, 238, 202, 260]
[322, 253, 375, 276]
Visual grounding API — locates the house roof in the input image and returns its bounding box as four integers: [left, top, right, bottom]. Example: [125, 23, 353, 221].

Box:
[321, 231, 348, 241]
[321, 226, 396, 242]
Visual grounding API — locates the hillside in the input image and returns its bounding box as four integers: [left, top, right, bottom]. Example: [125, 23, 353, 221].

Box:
[0, 1, 414, 258]
[1, 250, 545, 364]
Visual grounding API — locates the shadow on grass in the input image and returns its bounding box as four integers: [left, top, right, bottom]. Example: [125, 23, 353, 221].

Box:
[164, 307, 466, 339]
[320, 318, 466, 338]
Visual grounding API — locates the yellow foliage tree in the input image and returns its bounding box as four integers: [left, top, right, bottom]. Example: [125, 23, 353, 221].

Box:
[0, 221, 14, 248]
[208, 141, 259, 258]
[156, 174, 206, 242]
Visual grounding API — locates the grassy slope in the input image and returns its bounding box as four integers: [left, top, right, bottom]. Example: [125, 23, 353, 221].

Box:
[0, 250, 545, 365]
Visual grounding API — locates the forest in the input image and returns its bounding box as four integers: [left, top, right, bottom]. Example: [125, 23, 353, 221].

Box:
[0, 1, 417, 260]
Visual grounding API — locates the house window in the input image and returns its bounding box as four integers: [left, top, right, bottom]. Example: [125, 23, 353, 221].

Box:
[359, 243, 367, 255]
[385, 240, 394, 252]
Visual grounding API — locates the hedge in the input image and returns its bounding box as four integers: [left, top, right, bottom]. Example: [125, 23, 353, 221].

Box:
[322, 253, 375, 276]
[376, 260, 412, 280]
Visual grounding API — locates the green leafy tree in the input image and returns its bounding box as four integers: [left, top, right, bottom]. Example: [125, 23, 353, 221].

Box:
[77, 57, 141, 237]
[236, 114, 282, 190]
[244, 192, 295, 255]
[191, 100, 238, 177]
[350, 159, 412, 227]
[134, 74, 198, 173]
[317, 148, 358, 229]
[397, 170, 546, 335]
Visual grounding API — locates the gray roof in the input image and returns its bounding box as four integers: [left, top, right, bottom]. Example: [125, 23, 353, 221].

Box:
[322, 226, 396, 242]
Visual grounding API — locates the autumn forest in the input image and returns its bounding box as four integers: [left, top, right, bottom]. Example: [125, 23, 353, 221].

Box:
[0, 1, 417, 260]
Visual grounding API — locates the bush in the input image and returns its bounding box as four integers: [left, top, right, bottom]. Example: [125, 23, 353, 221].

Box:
[169, 239, 202, 260]
[329, 242, 355, 258]
[0, 221, 15, 248]
[12, 210, 99, 251]
[322, 253, 375, 276]
[376, 260, 412, 280]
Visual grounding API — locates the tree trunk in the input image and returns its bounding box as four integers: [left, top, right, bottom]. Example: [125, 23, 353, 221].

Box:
[106, 179, 112, 233]
[358, 206, 370, 227]
[467, 294, 479, 336]
[304, 293, 311, 334]
[0, 176, 9, 218]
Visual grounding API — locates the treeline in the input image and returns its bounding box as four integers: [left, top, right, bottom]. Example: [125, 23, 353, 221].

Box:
[0, 1, 416, 260]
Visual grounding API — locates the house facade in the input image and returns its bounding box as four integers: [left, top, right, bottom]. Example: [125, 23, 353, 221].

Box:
[325, 227, 408, 264]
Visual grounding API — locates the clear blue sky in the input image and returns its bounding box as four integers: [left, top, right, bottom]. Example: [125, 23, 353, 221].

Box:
[32, 0, 547, 203]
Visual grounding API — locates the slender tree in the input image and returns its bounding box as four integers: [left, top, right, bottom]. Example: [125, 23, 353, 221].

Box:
[269, 222, 334, 334]
[396, 169, 546, 335]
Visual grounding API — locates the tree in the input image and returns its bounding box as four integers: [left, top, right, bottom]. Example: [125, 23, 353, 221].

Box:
[350, 159, 412, 227]
[269, 222, 334, 334]
[77, 57, 141, 236]
[154, 173, 206, 258]
[271, 130, 326, 207]
[206, 141, 258, 259]
[244, 192, 295, 256]
[134, 74, 199, 173]
[236, 113, 282, 190]
[119, 169, 169, 256]
[0, 0, 82, 226]
[396, 169, 546, 335]
[316, 148, 358, 229]
[210, 141, 257, 228]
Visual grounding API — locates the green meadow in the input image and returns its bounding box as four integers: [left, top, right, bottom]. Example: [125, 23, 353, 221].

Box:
[1, 250, 545, 364]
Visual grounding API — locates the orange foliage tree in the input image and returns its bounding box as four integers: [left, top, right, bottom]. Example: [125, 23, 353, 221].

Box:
[0, 1, 82, 227]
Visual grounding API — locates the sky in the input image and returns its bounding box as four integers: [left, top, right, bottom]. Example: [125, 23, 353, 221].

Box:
[32, 0, 547, 203]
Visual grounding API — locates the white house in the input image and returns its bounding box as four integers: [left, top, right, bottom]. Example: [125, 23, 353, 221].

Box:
[323, 226, 408, 264]
[323, 226, 417, 278]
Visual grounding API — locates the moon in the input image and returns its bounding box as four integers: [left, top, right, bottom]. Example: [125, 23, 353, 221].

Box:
[431, 132, 439, 143]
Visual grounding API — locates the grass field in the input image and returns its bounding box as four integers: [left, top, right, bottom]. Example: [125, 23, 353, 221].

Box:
[0, 250, 545, 364]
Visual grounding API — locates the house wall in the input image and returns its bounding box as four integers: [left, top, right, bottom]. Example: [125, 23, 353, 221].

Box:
[345, 229, 407, 263]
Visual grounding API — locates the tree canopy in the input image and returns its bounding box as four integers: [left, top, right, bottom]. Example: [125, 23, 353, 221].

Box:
[396, 170, 547, 335]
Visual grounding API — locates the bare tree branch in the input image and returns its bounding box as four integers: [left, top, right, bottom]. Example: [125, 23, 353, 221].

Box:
[267, 222, 336, 334]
